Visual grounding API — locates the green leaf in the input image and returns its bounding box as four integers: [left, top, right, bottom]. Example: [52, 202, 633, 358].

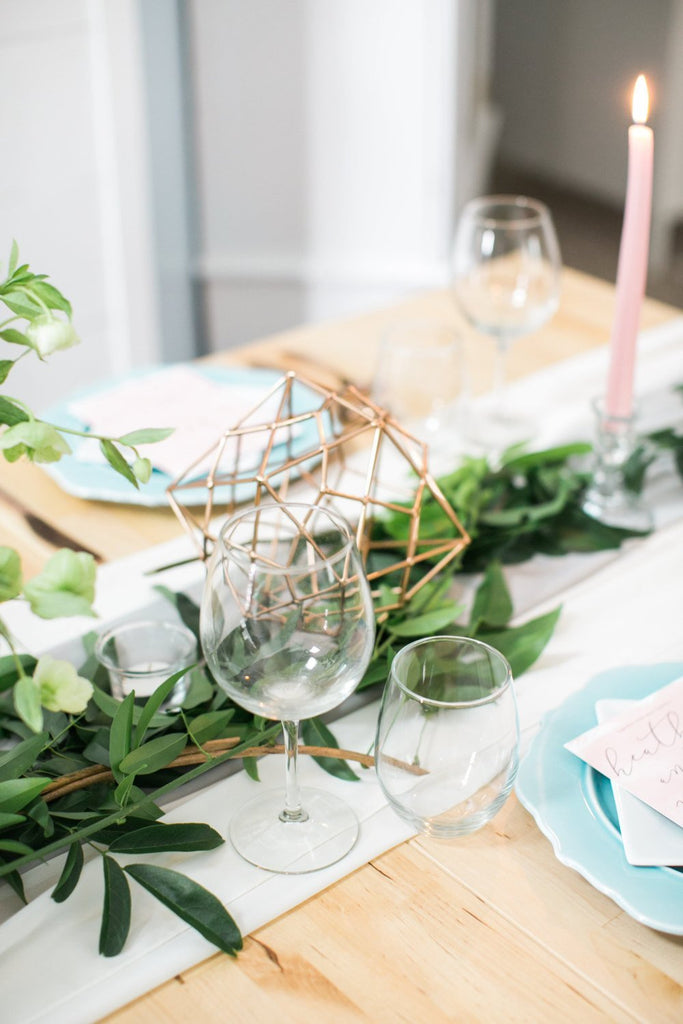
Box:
[109, 692, 135, 782]
[242, 756, 259, 781]
[478, 606, 562, 677]
[0, 776, 49, 814]
[114, 772, 137, 808]
[502, 442, 592, 471]
[0, 546, 22, 601]
[8, 240, 19, 276]
[301, 718, 358, 781]
[133, 665, 192, 747]
[388, 601, 462, 638]
[125, 863, 242, 956]
[154, 587, 200, 639]
[0, 359, 14, 384]
[100, 855, 131, 957]
[91, 687, 171, 730]
[29, 280, 72, 316]
[0, 732, 48, 781]
[23, 550, 97, 619]
[109, 822, 223, 855]
[1, 291, 42, 319]
[188, 710, 235, 746]
[0, 839, 35, 856]
[0, 812, 25, 829]
[0, 396, 28, 427]
[27, 798, 54, 837]
[0, 653, 36, 691]
[0, 328, 31, 347]
[117, 427, 174, 446]
[180, 668, 215, 709]
[51, 841, 84, 903]
[13, 675, 43, 733]
[469, 561, 513, 630]
[99, 439, 139, 489]
[0, 854, 26, 904]
[118, 733, 188, 776]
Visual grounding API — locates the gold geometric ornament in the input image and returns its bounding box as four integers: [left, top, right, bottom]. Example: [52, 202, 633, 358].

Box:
[166, 370, 469, 614]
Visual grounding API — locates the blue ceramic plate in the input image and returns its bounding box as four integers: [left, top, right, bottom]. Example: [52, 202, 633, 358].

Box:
[516, 662, 683, 934]
[40, 365, 321, 507]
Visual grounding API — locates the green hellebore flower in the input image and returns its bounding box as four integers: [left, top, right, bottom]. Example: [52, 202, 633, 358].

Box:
[25, 314, 80, 358]
[0, 421, 71, 463]
[33, 655, 93, 714]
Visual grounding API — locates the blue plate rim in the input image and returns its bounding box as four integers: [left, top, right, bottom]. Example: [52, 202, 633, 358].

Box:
[516, 662, 683, 935]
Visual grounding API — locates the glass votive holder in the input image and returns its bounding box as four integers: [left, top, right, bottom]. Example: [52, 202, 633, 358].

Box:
[94, 619, 197, 709]
[375, 635, 519, 838]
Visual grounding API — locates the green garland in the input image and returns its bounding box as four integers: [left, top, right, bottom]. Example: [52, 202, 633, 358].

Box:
[2, 243, 682, 960]
[2, 434, 674, 957]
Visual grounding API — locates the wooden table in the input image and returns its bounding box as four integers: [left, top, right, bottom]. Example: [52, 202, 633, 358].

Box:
[2, 268, 682, 1022]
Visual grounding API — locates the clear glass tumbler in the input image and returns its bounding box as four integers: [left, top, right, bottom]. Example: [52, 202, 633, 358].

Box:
[375, 635, 519, 838]
[95, 619, 197, 708]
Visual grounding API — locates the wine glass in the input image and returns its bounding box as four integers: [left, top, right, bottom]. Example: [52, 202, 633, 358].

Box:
[200, 501, 375, 874]
[452, 195, 561, 447]
[375, 636, 519, 837]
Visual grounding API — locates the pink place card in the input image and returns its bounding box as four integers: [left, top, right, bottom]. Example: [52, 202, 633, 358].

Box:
[565, 675, 683, 828]
[70, 366, 295, 480]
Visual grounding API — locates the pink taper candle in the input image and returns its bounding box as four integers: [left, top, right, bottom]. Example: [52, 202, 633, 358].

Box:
[605, 74, 654, 419]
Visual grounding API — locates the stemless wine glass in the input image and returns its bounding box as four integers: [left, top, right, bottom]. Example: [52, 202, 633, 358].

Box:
[200, 501, 375, 873]
[375, 636, 519, 837]
[452, 194, 561, 447]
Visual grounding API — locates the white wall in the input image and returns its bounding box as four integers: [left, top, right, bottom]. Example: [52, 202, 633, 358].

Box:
[188, 0, 497, 353]
[493, 0, 670, 204]
[0, 0, 177, 410]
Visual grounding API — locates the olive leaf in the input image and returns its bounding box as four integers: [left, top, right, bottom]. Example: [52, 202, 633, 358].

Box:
[109, 822, 223, 854]
[118, 733, 188, 776]
[109, 692, 135, 783]
[100, 855, 132, 957]
[469, 561, 513, 631]
[0, 733, 48, 781]
[51, 841, 84, 904]
[99, 439, 139, 489]
[478, 606, 562, 677]
[125, 864, 242, 956]
[301, 718, 358, 781]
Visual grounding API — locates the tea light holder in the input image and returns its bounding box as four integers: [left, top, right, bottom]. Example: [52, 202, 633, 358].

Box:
[581, 398, 653, 532]
[94, 619, 197, 709]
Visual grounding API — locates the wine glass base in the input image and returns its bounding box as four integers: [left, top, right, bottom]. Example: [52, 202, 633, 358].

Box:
[229, 786, 359, 874]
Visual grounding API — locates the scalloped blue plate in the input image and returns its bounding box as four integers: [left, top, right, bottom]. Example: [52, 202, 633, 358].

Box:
[516, 662, 683, 934]
[40, 365, 321, 507]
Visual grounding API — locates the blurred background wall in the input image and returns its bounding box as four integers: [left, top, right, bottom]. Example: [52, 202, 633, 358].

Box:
[2, 0, 681, 408]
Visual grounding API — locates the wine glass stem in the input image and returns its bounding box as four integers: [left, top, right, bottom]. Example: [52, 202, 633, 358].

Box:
[493, 336, 511, 408]
[280, 719, 309, 823]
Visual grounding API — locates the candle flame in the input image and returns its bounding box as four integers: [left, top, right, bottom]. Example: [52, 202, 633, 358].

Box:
[632, 74, 649, 124]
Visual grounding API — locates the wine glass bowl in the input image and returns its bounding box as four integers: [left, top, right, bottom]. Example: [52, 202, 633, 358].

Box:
[452, 194, 561, 446]
[200, 501, 375, 873]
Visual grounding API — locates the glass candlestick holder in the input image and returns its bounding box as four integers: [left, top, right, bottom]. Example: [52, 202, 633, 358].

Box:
[581, 399, 653, 532]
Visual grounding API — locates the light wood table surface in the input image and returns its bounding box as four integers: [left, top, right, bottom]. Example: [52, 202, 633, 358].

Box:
[2, 268, 682, 1022]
